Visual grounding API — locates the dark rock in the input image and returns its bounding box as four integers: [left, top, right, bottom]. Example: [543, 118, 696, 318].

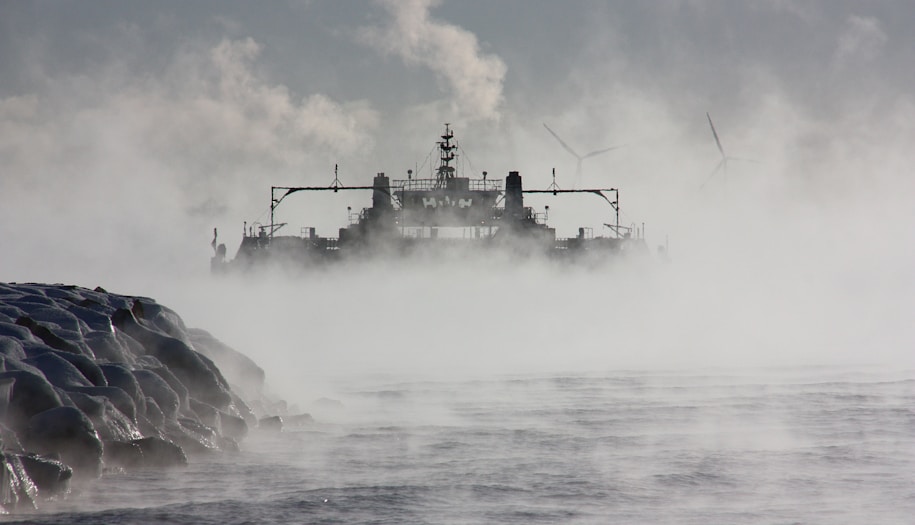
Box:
[14, 316, 81, 355]
[66, 389, 142, 444]
[26, 306, 83, 336]
[229, 391, 257, 429]
[0, 338, 26, 361]
[0, 322, 34, 343]
[189, 328, 266, 401]
[114, 331, 146, 358]
[142, 397, 165, 430]
[141, 301, 189, 341]
[217, 436, 240, 453]
[0, 306, 26, 323]
[258, 415, 283, 432]
[113, 309, 232, 410]
[19, 453, 72, 497]
[0, 422, 24, 453]
[70, 386, 137, 421]
[25, 406, 103, 478]
[148, 366, 190, 414]
[52, 350, 106, 386]
[2, 282, 281, 490]
[85, 331, 131, 363]
[64, 303, 113, 333]
[217, 410, 249, 441]
[23, 352, 93, 389]
[0, 370, 64, 432]
[130, 300, 145, 321]
[131, 437, 187, 467]
[133, 370, 179, 420]
[173, 417, 219, 452]
[66, 391, 105, 419]
[134, 355, 163, 369]
[102, 440, 144, 470]
[0, 453, 38, 511]
[189, 398, 220, 430]
[99, 364, 146, 416]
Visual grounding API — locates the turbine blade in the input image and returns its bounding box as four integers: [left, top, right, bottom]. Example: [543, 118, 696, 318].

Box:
[582, 144, 623, 159]
[543, 123, 582, 160]
[707, 112, 726, 158]
[700, 159, 725, 189]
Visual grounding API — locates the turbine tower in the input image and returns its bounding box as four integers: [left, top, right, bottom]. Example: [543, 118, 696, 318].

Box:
[543, 123, 621, 188]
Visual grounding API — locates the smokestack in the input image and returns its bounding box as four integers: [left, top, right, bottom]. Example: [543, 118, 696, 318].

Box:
[505, 171, 523, 221]
[372, 173, 393, 213]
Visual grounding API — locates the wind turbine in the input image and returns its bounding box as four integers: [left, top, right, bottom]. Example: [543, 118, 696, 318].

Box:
[703, 112, 756, 189]
[543, 123, 621, 187]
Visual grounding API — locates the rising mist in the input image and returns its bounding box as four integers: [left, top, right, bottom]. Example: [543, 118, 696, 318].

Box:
[1, 1, 913, 408]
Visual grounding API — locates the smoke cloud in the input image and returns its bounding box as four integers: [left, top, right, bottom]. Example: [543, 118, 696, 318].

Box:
[360, 0, 506, 122]
[0, 33, 378, 281]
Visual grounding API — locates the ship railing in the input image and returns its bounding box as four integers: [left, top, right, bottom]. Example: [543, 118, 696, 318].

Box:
[348, 209, 366, 225]
[490, 207, 546, 223]
[392, 179, 502, 192]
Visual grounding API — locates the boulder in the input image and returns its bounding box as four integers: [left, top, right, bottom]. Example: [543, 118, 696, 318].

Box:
[99, 364, 146, 417]
[25, 406, 103, 478]
[133, 370, 179, 420]
[0, 370, 64, 433]
[19, 453, 71, 498]
[217, 410, 249, 441]
[14, 316, 82, 355]
[102, 440, 144, 470]
[188, 328, 265, 402]
[84, 331, 131, 363]
[1, 282, 281, 499]
[23, 352, 93, 389]
[0, 453, 38, 511]
[258, 415, 283, 432]
[148, 366, 190, 414]
[113, 309, 232, 410]
[131, 437, 187, 468]
[66, 391, 141, 443]
[70, 386, 137, 422]
[0, 338, 26, 361]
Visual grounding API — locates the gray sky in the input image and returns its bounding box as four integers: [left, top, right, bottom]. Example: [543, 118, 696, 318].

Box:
[1, 0, 912, 281]
[1, 1, 912, 382]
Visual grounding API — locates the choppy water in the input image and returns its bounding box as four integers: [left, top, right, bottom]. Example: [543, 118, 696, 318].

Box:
[6, 367, 914, 524]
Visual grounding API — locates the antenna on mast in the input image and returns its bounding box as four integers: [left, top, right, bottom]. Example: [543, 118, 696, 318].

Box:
[330, 163, 343, 193]
[435, 123, 457, 187]
[547, 167, 561, 195]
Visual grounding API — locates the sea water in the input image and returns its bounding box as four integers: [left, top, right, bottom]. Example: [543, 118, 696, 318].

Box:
[6, 367, 914, 524]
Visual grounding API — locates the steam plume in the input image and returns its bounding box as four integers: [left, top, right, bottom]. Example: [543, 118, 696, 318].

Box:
[361, 0, 506, 122]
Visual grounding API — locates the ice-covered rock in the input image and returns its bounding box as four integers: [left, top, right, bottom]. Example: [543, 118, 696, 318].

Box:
[25, 406, 103, 478]
[0, 282, 287, 512]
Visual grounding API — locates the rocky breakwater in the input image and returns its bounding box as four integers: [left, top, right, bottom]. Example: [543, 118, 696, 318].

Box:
[0, 282, 277, 512]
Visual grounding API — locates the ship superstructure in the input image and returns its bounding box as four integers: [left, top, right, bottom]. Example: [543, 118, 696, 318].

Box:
[211, 125, 647, 272]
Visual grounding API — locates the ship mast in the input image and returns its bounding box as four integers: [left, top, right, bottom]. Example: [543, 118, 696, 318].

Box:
[435, 123, 457, 187]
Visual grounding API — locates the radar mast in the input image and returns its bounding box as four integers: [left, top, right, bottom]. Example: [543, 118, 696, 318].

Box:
[436, 123, 457, 186]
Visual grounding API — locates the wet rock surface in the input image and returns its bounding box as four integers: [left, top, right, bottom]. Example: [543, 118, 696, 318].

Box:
[0, 282, 285, 512]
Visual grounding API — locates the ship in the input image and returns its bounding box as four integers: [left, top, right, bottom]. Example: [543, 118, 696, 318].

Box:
[210, 124, 650, 272]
